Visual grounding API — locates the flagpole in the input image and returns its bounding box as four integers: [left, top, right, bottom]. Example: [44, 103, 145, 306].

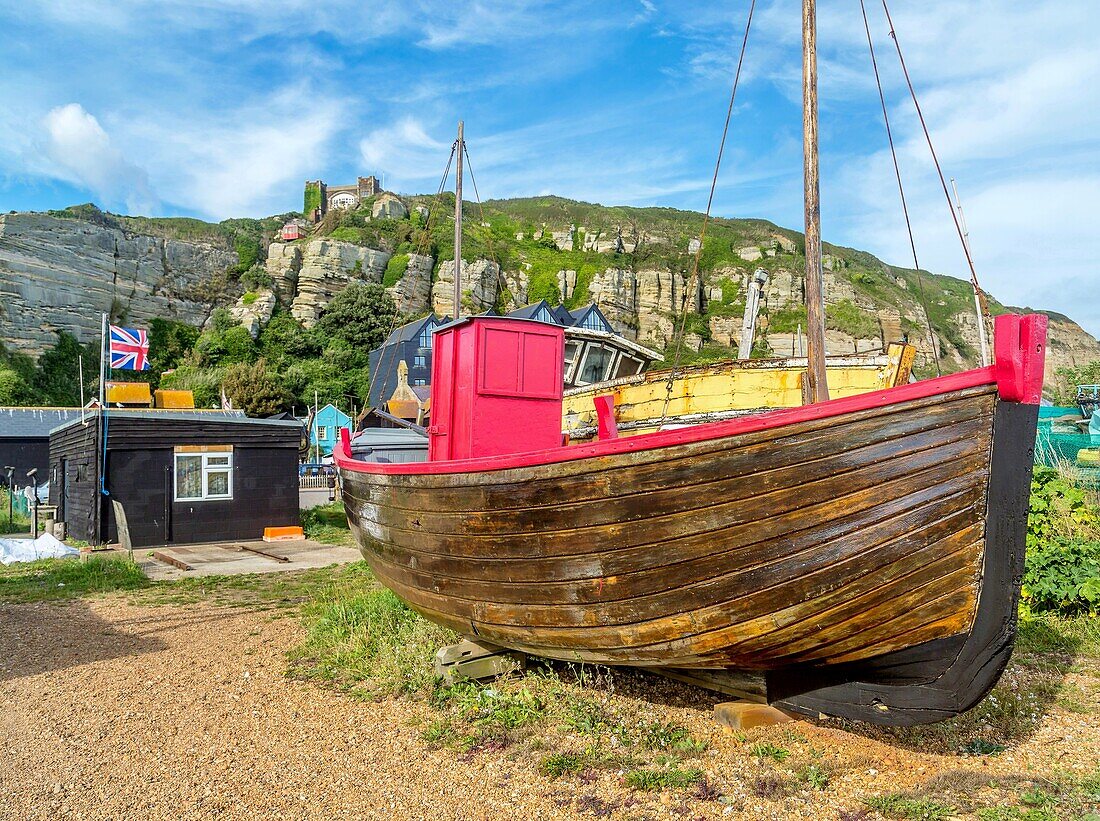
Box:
[99, 313, 107, 409]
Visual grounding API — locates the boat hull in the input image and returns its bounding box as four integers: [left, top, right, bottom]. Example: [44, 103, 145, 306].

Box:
[338, 314, 1045, 724]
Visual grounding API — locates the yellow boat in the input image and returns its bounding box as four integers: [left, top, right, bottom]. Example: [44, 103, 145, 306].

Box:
[563, 343, 916, 440]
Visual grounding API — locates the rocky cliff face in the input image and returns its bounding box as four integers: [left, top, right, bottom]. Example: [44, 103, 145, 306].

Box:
[288, 239, 390, 327]
[0, 213, 237, 356]
[5, 199, 1098, 390]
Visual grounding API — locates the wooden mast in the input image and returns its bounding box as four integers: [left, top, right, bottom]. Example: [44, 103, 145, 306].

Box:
[453, 120, 464, 320]
[802, 0, 829, 403]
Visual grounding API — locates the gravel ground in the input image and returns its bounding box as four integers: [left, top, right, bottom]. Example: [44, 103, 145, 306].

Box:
[1, 597, 1097, 820]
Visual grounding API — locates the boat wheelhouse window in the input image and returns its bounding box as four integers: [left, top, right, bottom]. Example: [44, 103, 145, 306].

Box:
[175, 450, 233, 502]
[563, 341, 580, 382]
[612, 352, 644, 379]
[576, 343, 615, 385]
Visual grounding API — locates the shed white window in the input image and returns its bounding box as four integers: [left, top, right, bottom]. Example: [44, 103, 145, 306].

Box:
[175, 450, 233, 501]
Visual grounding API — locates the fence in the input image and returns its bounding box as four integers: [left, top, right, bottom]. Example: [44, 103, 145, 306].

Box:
[1036, 406, 1100, 487]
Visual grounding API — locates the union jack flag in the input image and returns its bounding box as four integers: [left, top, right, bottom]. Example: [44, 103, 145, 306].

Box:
[109, 325, 151, 371]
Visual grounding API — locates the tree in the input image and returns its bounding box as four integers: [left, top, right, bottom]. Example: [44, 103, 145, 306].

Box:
[221, 359, 291, 417]
[194, 325, 257, 367]
[258, 311, 322, 365]
[159, 365, 224, 409]
[316, 283, 396, 350]
[0, 367, 34, 405]
[33, 331, 96, 405]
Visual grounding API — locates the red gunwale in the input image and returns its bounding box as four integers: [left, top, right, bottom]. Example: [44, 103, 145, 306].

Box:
[336, 364, 999, 476]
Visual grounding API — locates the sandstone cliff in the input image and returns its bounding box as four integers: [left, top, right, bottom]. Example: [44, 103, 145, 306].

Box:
[4, 197, 1099, 391]
[289, 239, 389, 327]
[0, 212, 237, 356]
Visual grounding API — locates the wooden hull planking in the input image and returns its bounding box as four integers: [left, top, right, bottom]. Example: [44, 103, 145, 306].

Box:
[343, 384, 992, 672]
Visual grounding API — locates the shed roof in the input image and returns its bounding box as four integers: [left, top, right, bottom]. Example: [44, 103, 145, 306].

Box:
[49, 408, 296, 435]
[0, 407, 84, 438]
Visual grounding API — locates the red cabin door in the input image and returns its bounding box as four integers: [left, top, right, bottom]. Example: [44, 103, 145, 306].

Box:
[429, 328, 456, 460]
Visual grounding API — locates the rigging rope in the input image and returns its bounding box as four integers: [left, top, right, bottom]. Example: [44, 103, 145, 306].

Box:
[364, 143, 457, 421]
[461, 142, 515, 309]
[879, 0, 987, 308]
[658, 0, 757, 427]
[859, 0, 941, 377]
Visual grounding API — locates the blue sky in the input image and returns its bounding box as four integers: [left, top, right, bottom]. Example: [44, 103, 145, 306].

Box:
[2, 0, 1098, 336]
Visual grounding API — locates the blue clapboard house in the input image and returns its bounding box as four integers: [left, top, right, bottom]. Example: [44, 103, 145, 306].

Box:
[308, 403, 353, 457]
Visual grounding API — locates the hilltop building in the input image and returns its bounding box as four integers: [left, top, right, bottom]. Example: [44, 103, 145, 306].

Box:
[304, 176, 382, 222]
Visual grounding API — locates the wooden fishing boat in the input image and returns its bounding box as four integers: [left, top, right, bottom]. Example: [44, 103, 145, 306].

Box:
[338, 312, 1045, 725]
[338, 0, 1042, 725]
[563, 343, 915, 440]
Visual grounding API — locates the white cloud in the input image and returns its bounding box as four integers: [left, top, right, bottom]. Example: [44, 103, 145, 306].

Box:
[359, 118, 451, 190]
[39, 103, 157, 213]
[131, 86, 344, 219]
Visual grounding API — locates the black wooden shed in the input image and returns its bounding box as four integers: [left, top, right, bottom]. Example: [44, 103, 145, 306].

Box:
[0, 407, 83, 488]
[49, 410, 302, 547]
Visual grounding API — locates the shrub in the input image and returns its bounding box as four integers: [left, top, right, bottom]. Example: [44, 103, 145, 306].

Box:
[826, 298, 879, 340]
[240, 264, 273, 291]
[241, 292, 258, 306]
[221, 359, 291, 417]
[382, 253, 409, 288]
[1024, 467, 1100, 615]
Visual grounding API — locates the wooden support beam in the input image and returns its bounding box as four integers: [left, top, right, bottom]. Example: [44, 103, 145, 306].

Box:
[433, 639, 526, 685]
[802, 0, 830, 404]
[152, 550, 192, 572]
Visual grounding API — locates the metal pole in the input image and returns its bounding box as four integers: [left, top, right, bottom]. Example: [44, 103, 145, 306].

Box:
[99, 313, 107, 408]
[453, 120, 464, 319]
[802, 0, 829, 403]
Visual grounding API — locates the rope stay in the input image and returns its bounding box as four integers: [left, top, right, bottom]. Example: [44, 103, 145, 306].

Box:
[859, 0, 941, 377]
[461, 142, 515, 309]
[365, 142, 457, 418]
[878, 0, 987, 308]
[658, 0, 757, 427]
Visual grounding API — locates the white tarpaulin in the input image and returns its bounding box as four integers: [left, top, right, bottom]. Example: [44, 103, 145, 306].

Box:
[0, 533, 79, 565]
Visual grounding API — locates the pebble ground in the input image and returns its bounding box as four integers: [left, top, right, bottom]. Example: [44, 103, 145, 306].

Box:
[1, 598, 1097, 820]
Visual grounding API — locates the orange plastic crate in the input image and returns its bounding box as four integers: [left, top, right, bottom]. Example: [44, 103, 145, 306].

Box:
[262, 526, 304, 542]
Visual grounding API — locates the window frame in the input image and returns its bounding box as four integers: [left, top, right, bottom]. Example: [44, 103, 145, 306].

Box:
[174, 450, 234, 502]
[574, 343, 616, 386]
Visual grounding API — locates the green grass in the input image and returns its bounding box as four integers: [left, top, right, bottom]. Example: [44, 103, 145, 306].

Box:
[865, 794, 956, 820]
[0, 556, 148, 602]
[287, 574, 457, 697]
[750, 741, 790, 763]
[300, 502, 353, 545]
[540, 751, 587, 778]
